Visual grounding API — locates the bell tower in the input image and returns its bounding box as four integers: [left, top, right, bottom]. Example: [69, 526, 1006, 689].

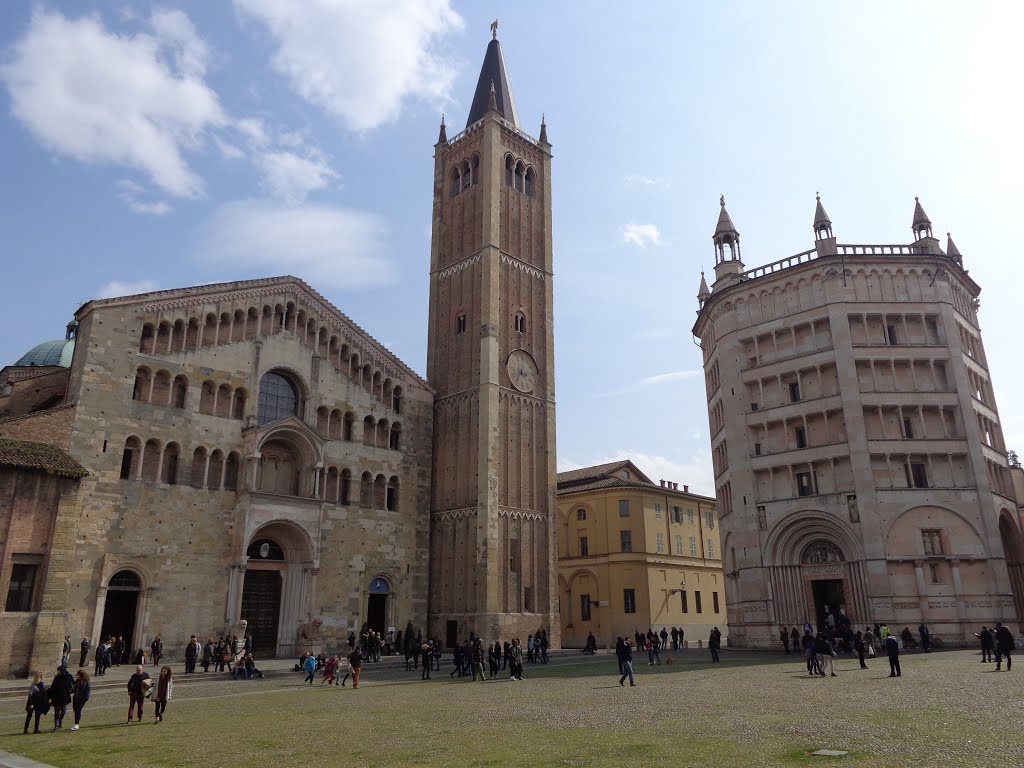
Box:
[426, 28, 558, 645]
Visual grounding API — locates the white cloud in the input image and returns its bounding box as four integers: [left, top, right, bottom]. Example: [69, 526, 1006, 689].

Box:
[97, 279, 161, 299]
[597, 370, 701, 398]
[622, 222, 663, 248]
[234, 0, 464, 131]
[116, 179, 173, 215]
[1, 9, 226, 198]
[624, 174, 670, 188]
[197, 200, 396, 289]
[255, 149, 338, 204]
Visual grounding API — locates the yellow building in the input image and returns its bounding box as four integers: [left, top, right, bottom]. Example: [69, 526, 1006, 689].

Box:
[557, 460, 726, 649]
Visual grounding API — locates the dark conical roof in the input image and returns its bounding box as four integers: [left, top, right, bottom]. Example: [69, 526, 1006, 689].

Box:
[946, 232, 962, 258]
[466, 37, 519, 128]
[912, 197, 931, 227]
[813, 194, 832, 229]
[714, 196, 739, 239]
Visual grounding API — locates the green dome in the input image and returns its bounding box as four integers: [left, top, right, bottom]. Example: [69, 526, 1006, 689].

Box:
[14, 338, 76, 368]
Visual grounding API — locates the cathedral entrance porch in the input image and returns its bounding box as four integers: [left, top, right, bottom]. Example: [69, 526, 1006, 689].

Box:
[240, 569, 282, 655]
[809, 577, 845, 631]
[367, 577, 391, 635]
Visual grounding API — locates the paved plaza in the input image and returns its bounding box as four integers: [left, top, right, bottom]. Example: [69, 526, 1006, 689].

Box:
[0, 648, 1019, 767]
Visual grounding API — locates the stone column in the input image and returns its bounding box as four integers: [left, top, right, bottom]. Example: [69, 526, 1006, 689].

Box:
[913, 559, 929, 615]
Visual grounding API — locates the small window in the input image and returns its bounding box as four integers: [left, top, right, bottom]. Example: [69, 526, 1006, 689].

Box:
[796, 471, 815, 497]
[707, 539, 715, 558]
[705, 511, 715, 529]
[671, 506, 682, 524]
[514, 312, 526, 334]
[695, 590, 703, 614]
[620, 531, 633, 553]
[618, 499, 630, 517]
[687, 509, 695, 525]
[903, 418, 914, 439]
[689, 536, 697, 556]
[789, 381, 801, 402]
[580, 594, 591, 621]
[509, 539, 520, 572]
[456, 313, 467, 334]
[886, 323, 898, 345]
[675, 534, 683, 554]
[906, 462, 928, 489]
[654, 503, 662, 519]
[576, 508, 587, 521]
[623, 588, 636, 614]
[5, 562, 38, 612]
[795, 426, 807, 449]
[713, 591, 720, 613]
[929, 563, 942, 584]
[656, 532, 665, 554]
[680, 590, 688, 613]
[524, 586, 533, 612]
[751, 402, 759, 411]
[579, 536, 589, 556]
[754, 443, 762, 456]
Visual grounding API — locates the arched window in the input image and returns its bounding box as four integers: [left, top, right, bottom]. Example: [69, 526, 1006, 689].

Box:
[208, 450, 224, 490]
[325, 467, 339, 503]
[456, 312, 467, 334]
[109, 570, 141, 589]
[185, 319, 199, 350]
[505, 155, 515, 187]
[139, 324, 155, 354]
[171, 319, 186, 352]
[389, 423, 401, 450]
[343, 411, 355, 441]
[576, 508, 587, 521]
[257, 371, 299, 425]
[224, 452, 240, 491]
[514, 312, 526, 334]
[363, 415, 376, 446]
[514, 161, 525, 192]
[141, 439, 161, 482]
[451, 168, 461, 198]
[316, 406, 329, 433]
[171, 375, 188, 408]
[392, 386, 402, 414]
[151, 371, 171, 405]
[373, 474, 386, 509]
[191, 447, 208, 488]
[160, 442, 180, 484]
[462, 160, 471, 189]
[386, 476, 399, 511]
[120, 436, 141, 479]
[202, 314, 217, 347]
[132, 368, 151, 402]
[329, 409, 342, 439]
[340, 469, 352, 505]
[360, 471, 373, 507]
[156, 322, 171, 351]
[471, 154, 479, 185]
[199, 381, 216, 415]
[232, 389, 247, 420]
[376, 418, 388, 446]
[524, 167, 535, 197]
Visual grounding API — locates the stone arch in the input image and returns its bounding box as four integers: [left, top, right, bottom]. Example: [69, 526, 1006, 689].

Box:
[202, 314, 218, 346]
[257, 367, 308, 424]
[765, 509, 865, 567]
[160, 441, 180, 484]
[224, 451, 241, 491]
[191, 446, 208, 487]
[386, 475, 399, 511]
[208, 449, 224, 490]
[216, 383, 232, 417]
[132, 366, 151, 401]
[883, 504, 985, 557]
[139, 323, 155, 353]
[140, 438, 161, 482]
[97, 565, 150, 653]
[120, 436, 142, 479]
[171, 374, 188, 408]
[999, 510, 1024, 625]
[151, 370, 171, 405]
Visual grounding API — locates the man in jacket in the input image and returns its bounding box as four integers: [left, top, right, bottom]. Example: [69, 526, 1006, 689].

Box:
[885, 632, 901, 677]
[48, 666, 74, 730]
[79, 637, 90, 669]
[150, 636, 163, 666]
[994, 622, 1014, 671]
[709, 627, 722, 663]
[61, 636, 71, 669]
[184, 635, 200, 673]
[978, 626, 994, 662]
[126, 665, 151, 723]
[617, 638, 636, 686]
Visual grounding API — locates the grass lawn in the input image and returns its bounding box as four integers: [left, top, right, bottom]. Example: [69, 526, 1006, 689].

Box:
[0, 650, 1020, 767]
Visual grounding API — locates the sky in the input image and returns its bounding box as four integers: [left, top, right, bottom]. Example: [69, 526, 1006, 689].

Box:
[2, 1, 1023, 496]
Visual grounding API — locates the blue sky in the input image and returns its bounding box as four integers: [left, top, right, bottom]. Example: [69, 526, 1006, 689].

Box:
[2, 1, 1023, 495]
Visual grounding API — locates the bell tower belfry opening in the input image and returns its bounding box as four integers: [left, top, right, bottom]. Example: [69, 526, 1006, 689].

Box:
[426, 29, 558, 646]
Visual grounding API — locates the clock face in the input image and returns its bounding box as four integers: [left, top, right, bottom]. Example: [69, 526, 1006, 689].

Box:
[507, 350, 538, 393]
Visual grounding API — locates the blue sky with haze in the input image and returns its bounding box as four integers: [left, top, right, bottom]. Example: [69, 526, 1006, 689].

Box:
[2, 1, 1022, 494]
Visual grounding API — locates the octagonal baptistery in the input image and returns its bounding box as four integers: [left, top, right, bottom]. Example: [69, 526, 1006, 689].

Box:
[692, 195, 1023, 647]
[22, 276, 433, 659]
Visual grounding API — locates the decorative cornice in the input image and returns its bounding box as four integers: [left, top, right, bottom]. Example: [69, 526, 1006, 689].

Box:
[499, 507, 547, 521]
[500, 253, 545, 281]
[438, 253, 482, 281]
[432, 507, 478, 522]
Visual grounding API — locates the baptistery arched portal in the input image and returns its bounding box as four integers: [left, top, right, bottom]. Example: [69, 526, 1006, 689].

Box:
[239, 521, 315, 657]
[801, 540, 847, 631]
[367, 576, 391, 635]
[99, 570, 142, 653]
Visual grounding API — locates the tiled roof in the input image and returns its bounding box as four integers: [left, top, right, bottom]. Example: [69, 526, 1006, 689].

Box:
[0, 438, 88, 478]
[556, 460, 633, 485]
[558, 476, 656, 495]
[557, 459, 714, 501]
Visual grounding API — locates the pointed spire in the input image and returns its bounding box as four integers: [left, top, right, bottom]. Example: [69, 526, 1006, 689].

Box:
[539, 114, 548, 145]
[698, 271, 711, 303]
[714, 195, 739, 239]
[466, 32, 520, 128]
[813, 192, 833, 240]
[946, 232, 962, 261]
[437, 113, 447, 144]
[912, 196, 933, 239]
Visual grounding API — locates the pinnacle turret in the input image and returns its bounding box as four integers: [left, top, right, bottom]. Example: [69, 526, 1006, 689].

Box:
[698, 271, 711, 307]
[912, 196, 933, 240]
[466, 33, 519, 128]
[713, 195, 744, 282]
[946, 232, 962, 265]
[437, 114, 447, 144]
[813, 193, 833, 240]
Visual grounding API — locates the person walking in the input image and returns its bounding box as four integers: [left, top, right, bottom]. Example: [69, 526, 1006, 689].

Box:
[709, 627, 722, 663]
[150, 635, 163, 667]
[70, 669, 91, 731]
[152, 666, 173, 723]
[49, 666, 74, 730]
[994, 622, 1014, 671]
[617, 638, 636, 686]
[471, 641, 486, 682]
[918, 624, 931, 653]
[670, 627, 679, 651]
[201, 639, 214, 673]
[79, 637, 90, 669]
[93, 639, 106, 676]
[802, 628, 818, 676]
[350, 645, 364, 688]
[61, 636, 72, 669]
[885, 632, 901, 677]
[24, 673, 47, 734]
[488, 641, 501, 678]
[780, 627, 791, 654]
[854, 631, 868, 669]
[509, 638, 524, 680]
[420, 642, 433, 679]
[816, 633, 837, 677]
[978, 626, 994, 662]
[863, 627, 876, 659]
[184, 635, 200, 674]
[126, 665, 151, 723]
[659, 627, 669, 651]
[302, 653, 316, 684]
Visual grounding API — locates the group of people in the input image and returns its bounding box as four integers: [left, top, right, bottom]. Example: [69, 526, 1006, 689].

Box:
[975, 623, 1016, 670]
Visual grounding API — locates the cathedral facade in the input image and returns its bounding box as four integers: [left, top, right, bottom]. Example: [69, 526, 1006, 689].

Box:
[693, 196, 1024, 647]
[0, 34, 558, 675]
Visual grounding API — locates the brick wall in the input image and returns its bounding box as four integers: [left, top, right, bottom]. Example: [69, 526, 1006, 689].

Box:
[0, 405, 77, 450]
[0, 613, 37, 678]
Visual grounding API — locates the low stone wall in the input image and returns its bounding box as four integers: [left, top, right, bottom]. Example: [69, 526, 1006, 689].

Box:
[0, 613, 37, 678]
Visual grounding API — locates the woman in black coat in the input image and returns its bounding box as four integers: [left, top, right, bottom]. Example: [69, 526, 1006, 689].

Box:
[71, 669, 91, 730]
[49, 667, 74, 730]
[24, 673, 47, 734]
